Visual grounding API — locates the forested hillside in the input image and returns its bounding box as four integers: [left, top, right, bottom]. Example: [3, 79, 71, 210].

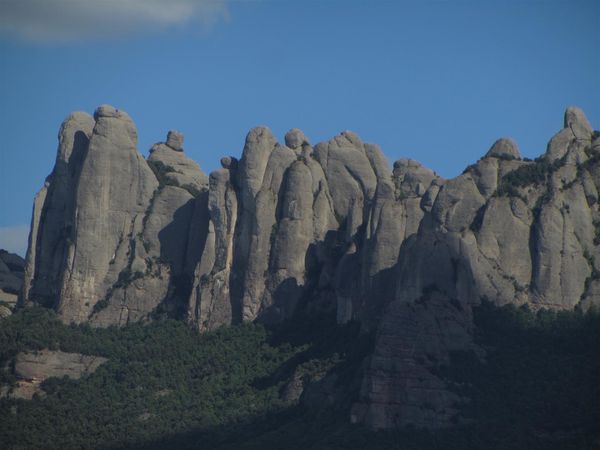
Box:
[1, 305, 598, 449]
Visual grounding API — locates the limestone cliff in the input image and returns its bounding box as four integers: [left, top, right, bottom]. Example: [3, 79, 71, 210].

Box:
[20, 104, 599, 429]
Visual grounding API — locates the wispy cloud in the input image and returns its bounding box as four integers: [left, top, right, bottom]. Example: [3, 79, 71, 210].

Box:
[0, 0, 229, 43]
[0, 225, 30, 257]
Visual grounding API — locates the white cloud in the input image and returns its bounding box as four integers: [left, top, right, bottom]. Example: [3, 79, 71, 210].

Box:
[0, 225, 30, 257]
[0, 0, 229, 42]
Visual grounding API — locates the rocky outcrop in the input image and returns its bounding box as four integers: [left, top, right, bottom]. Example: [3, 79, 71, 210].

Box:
[56, 105, 159, 324]
[188, 127, 339, 329]
[89, 128, 209, 327]
[22, 107, 433, 330]
[355, 106, 600, 429]
[187, 128, 410, 330]
[0, 250, 25, 315]
[351, 289, 477, 429]
[187, 161, 239, 331]
[20, 104, 600, 429]
[22, 105, 208, 326]
[22, 112, 95, 309]
[14, 350, 107, 380]
[2, 350, 107, 400]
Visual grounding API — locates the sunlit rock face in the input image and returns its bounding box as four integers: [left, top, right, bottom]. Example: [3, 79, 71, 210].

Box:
[21, 105, 600, 429]
[22, 106, 209, 326]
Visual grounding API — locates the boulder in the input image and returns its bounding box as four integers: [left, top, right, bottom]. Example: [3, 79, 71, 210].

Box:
[166, 130, 184, 151]
[485, 137, 521, 159]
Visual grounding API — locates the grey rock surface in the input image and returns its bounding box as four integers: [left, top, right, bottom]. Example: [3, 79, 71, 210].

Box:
[485, 137, 521, 159]
[57, 106, 159, 323]
[0, 250, 25, 303]
[148, 133, 209, 194]
[565, 106, 593, 140]
[15, 350, 107, 381]
[21, 104, 600, 429]
[187, 167, 238, 331]
[166, 130, 184, 151]
[353, 290, 476, 429]
[355, 107, 600, 429]
[313, 131, 378, 240]
[284, 128, 309, 150]
[23, 107, 208, 326]
[22, 112, 95, 309]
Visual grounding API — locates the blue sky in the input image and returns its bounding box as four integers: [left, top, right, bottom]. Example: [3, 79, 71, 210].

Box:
[0, 0, 599, 256]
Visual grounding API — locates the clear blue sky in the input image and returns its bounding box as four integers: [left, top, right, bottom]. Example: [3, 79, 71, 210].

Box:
[0, 0, 599, 256]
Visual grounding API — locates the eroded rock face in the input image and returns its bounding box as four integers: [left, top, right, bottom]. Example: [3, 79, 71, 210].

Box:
[14, 350, 107, 380]
[4, 350, 107, 400]
[148, 136, 208, 194]
[485, 137, 521, 159]
[22, 112, 95, 309]
[23, 106, 208, 326]
[0, 250, 25, 311]
[186, 128, 409, 330]
[356, 106, 600, 429]
[187, 166, 238, 331]
[352, 290, 477, 429]
[21, 105, 600, 429]
[56, 106, 159, 323]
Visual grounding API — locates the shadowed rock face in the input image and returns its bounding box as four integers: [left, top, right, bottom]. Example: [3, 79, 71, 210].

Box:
[0, 250, 25, 315]
[354, 106, 600, 429]
[20, 105, 600, 429]
[22, 111, 95, 310]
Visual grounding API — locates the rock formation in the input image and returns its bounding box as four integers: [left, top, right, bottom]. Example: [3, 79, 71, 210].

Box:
[22, 105, 209, 326]
[1, 350, 107, 400]
[0, 250, 25, 316]
[19, 104, 600, 429]
[353, 106, 600, 428]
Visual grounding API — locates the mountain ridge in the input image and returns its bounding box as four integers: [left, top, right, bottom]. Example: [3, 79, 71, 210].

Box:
[13, 104, 600, 429]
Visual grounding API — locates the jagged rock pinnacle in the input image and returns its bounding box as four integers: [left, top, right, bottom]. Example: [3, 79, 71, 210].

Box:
[166, 130, 184, 151]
